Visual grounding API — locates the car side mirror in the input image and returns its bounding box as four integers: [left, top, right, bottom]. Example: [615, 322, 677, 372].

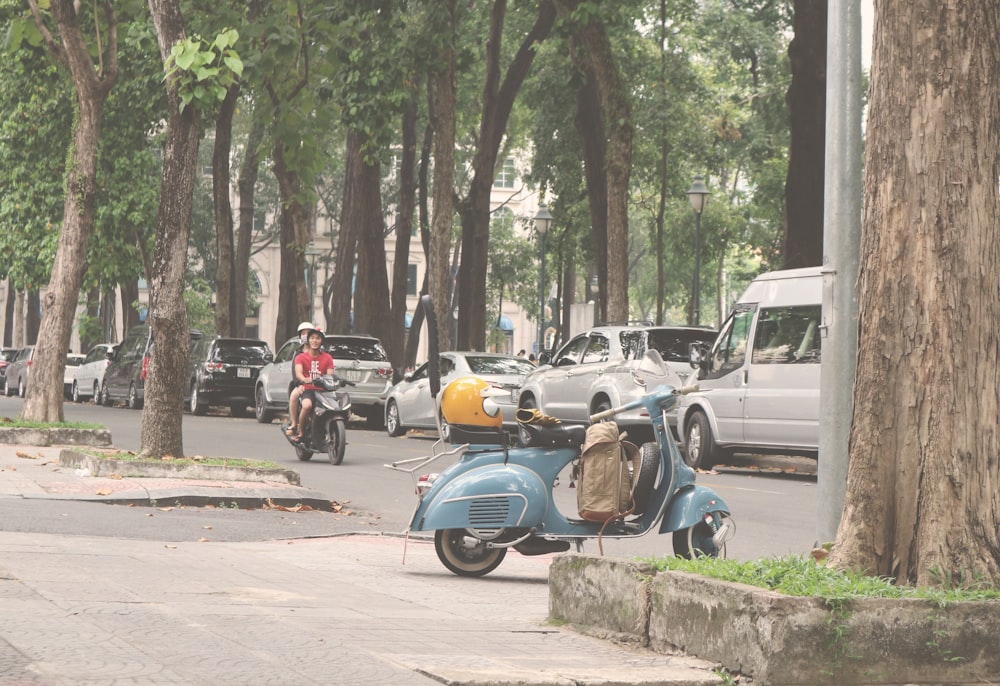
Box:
[264, 351, 274, 362]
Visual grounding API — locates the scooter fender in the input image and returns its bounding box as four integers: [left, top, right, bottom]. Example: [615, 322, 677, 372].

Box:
[413, 464, 548, 533]
[658, 485, 730, 534]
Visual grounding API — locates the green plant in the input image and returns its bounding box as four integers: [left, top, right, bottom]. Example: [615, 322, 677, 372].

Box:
[0, 417, 103, 430]
[713, 667, 737, 685]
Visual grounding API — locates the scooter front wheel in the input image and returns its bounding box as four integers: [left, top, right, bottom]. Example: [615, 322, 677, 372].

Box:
[673, 512, 730, 559]
[326, 417, 346, 465]
[434, 529, 507, 577]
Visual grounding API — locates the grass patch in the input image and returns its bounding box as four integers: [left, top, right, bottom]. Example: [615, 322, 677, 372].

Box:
[644, 555, 1000, 602]
[0, 416, 104, 430]
[75, 446, 285, 472]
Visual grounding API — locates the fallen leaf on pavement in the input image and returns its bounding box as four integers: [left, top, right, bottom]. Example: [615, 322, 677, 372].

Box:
[110, 473, 123, 480]
[198, 537, 209, 542]
[95, 488, 112, 495]
[156, 507, 174, 512]
[202, 525, 213, 530]
[164, 544, 177, 549]
[15, 451, 37, 459]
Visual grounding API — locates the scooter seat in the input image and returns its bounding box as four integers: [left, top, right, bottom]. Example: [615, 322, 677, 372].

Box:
[518, 423, 586, 448]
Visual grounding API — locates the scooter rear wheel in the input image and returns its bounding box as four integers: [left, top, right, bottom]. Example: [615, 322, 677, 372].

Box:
[673, 512, 729, 559]
[434, 529, 507, 577]
[295, 444, 313, 461]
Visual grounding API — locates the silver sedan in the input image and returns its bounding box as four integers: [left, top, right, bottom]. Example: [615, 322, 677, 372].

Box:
[384, 351, 537, 437]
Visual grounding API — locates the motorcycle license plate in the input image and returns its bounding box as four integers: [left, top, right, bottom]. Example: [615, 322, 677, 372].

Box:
[344, 370, 363, 382]
[237, 367, 251, 378]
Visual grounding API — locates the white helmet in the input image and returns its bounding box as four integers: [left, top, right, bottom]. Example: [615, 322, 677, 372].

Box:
[296, 321, 315, 334]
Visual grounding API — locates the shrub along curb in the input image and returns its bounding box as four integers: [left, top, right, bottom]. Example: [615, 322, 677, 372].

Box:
[549, 554, 1000, 685]
[0, 427, 112, 447]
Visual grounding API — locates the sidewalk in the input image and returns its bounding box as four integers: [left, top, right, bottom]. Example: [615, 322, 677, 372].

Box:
[0, 443, 725, 686]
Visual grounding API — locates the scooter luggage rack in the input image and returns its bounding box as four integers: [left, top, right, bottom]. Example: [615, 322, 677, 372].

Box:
[384, 437, 470, 474]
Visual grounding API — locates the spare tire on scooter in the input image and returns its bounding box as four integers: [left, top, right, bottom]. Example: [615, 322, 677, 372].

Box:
[631, 442, 661, 516]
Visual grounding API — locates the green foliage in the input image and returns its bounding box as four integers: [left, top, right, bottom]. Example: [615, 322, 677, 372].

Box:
[645, 555, 1000, 601]
[165, 28, 243, 112]
[182, 275, 217, 334]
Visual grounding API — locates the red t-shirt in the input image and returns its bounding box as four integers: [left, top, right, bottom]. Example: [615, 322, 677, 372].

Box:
[294, 351, 335, 390]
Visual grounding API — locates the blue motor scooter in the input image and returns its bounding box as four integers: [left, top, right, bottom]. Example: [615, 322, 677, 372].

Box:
[386, 360, 734, 577]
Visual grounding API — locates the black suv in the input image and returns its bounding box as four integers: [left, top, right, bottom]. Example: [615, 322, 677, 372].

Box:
[102, 325, 205, 409]
[184, 337, 273, 417]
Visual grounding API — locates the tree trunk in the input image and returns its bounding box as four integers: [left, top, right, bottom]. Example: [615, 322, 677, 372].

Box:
[427, 2, 459, 343]
[3, 284, 14, 347]
[389, 101, 418, 375]
[329, 132, 362, 335]
[455, 0, 555, 351]
[271, 138, 311, 344]
[830, 2, 1000, 586]
[213, 84, 239, 337]
[142, 0, 202, 459]
[352, 132, 392, 347]
[782, 0, 826, 269]
[233, 110, 265, 338]
[403, 111, 435, 370]
[21, 0, 117, 423]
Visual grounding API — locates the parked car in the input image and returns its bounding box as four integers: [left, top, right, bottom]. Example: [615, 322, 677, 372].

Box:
[516, 324, 718, 443]
[184, 336, 273, 417]
[102, 325, 205, 409]
[384, 351, 537, 437]
[0, 347, 17, 390]
[63, 353, 86, 399]
[255, 333, 393, 427]
[70, 343, 115, 403]
[3, 346, 35, 397]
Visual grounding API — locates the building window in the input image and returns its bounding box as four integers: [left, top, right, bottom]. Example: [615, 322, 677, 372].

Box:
[407, 264, 418, 296]
[494, 158, 516, 188]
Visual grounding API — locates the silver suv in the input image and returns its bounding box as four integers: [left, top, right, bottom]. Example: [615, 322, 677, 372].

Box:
[516, 324, 717, 442]
[255, 333, 393, 428]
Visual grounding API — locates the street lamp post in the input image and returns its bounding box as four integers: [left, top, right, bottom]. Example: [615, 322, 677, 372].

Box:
[686, 175, 709, 326]
[534, 203, 553, 355]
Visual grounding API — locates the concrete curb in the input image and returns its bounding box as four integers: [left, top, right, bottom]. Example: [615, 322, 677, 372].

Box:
[58, 448, 302, 485]
[0, 426, 112, 446]
[549, 553, 1000, 685]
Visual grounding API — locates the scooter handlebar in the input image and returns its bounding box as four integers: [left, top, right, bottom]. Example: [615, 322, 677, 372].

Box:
[588, 383, 699, 423]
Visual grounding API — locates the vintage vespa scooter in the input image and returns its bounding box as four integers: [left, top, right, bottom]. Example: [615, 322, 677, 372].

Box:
[386, 301, 733, 577]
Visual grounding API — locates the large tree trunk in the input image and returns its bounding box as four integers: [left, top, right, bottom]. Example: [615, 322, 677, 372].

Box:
[830, 2, 1000, 586]
[455, 0, 555, 351]
[403, 111, 435, 370]
[782, 0, 827, 269]
[329, 132, 362, 335]
[427, 1, 459, 343]
[142, 0, 202, 459]
[213, 85, 239, 337]
[233, 110, 265, 338]
[21, 0, 118, 423]
[389, 101, 418, 376]
[352, 132, 392, 347]
[3, 285, 14, 347]
[271, 138, 311, 344]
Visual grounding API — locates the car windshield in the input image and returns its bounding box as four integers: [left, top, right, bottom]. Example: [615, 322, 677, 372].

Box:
[65, 356, 84, 367]
[620, 329, 717, 363]
[324, 338, 389, 361]
[213, 341, 270, 363]
[465, 355, 537, 376]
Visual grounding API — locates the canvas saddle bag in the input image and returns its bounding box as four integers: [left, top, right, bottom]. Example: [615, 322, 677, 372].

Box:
[576, 422, 640, 522]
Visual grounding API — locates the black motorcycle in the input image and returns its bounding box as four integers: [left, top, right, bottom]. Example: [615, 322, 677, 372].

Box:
[282, 375, 355, 465]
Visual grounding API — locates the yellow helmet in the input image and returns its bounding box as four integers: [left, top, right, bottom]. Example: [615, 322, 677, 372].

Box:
[440, 376, 502, 429]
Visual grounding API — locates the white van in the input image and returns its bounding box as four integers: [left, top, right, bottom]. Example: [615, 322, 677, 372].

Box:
[677, 266, 822, 469]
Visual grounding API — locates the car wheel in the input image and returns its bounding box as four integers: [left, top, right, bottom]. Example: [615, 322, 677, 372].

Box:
[189, 383, 207, 415]
[72, 381, 81, 403]
[518, 394, 538, 410]
[126, 382, 142, 410]
[101, 381, 112, 406]
[592, 398, 612, 421]
[93, 381, 101, 405]
[2, 379, 10, 397]
[684, 411, 717, 470]
[18, 378, 25, 398]
[255, 385, 273, 424]
[385, 400, 405, 437]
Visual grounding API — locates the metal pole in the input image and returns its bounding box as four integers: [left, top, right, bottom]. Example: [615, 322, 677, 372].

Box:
[817, 0, 863, 544]
[537, 232, 547, 353]
[693, 212, 702, 326]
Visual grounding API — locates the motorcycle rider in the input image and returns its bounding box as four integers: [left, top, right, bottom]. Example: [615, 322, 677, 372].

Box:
[284, 321, 316, 439]
[291, 327, 335, 442]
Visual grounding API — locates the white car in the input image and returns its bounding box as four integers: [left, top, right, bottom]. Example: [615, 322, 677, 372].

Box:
[70, 343, 115, 403]
[63, 353, 86, 399]
[384, 351, 537, 437]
